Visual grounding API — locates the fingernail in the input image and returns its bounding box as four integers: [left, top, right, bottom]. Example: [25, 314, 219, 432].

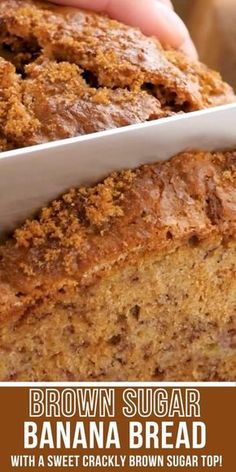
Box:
[155, 4, 191, 46]
[180, 37, 198, 60]
[157, 0, 174, 9]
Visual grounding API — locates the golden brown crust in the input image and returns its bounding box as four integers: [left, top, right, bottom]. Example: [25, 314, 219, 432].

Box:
[0, 0, 234, 150]
[0, 151, 236, 319]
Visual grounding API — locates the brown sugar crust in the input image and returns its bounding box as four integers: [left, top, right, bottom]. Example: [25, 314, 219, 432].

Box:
[0, 0, 234, 151]
[0, 150, 236, 316]
[0, 151, 236, 381]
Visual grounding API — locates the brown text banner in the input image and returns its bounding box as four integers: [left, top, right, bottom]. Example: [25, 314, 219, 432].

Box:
[0, 385, 235, 471]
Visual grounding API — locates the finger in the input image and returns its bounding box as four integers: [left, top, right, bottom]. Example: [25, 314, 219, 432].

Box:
[156, 0, 198, 59]
[52, 0, 173, 10]
[157, 0, 174, 10]
[180, 37, 198, 60]
[49, 0, 198, 58]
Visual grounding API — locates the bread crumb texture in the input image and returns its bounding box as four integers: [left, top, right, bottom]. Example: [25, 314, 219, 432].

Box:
[0, 151, 236, 381]
[0, 0, 235, 151]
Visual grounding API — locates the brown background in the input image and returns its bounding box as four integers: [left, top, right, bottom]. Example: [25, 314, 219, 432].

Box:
[0, 387, 235, 472]
[173, 0, 236, 90]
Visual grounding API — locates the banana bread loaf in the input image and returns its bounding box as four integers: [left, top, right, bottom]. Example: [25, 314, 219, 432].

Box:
[0, 151, 235, 381]
[0, 0, 234, 151]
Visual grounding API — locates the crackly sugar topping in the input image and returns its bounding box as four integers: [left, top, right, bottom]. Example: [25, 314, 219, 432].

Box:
[15, 169, 136, 250]
[0, 0, 234, 151]
[0, 151, 234, 291]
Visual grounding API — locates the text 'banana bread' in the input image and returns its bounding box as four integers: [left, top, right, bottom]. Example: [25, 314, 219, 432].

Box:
[0, 0, 235, 151]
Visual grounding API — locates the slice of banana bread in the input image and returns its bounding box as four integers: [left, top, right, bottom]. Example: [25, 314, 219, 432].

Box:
[0, 151, 235, 381]
[0, 0, 235, 151]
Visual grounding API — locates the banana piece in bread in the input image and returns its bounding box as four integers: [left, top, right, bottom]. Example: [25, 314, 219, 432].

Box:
[0, 151, 235, 381]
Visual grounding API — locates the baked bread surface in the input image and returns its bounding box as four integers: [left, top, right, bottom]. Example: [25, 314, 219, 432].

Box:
[0, 1, 235, 381]
[0, 0, 235, 151]
[0, 151, 235, 381]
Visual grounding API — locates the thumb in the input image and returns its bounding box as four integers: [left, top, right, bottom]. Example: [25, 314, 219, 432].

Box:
[49, 0, 198, 59]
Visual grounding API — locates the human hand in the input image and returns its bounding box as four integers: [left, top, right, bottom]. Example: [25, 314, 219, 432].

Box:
[49, 0, 197, 59]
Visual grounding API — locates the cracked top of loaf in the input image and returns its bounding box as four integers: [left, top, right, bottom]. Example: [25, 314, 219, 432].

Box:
[0, 0, 235, 151]
[0, 150, 236, 317]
